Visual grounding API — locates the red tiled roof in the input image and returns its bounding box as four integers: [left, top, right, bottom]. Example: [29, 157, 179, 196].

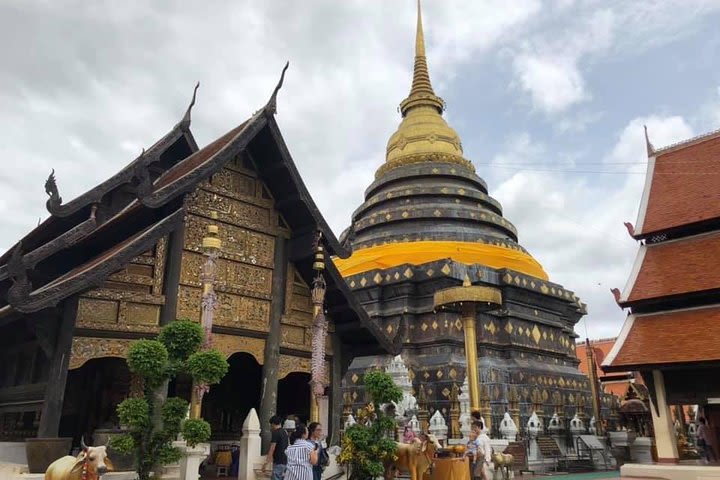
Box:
[625, 232, 720, 303]
[603, 306, 720, 369]
[576, 339, 615, 379]
[638, 133, 720, 235]
[154, 121, 248, 190]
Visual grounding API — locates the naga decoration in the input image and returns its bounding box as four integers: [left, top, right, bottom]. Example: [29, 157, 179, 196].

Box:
[6, 242, 32, 308]
[310, 232, 328, 397]
[44, 169, 62, 213]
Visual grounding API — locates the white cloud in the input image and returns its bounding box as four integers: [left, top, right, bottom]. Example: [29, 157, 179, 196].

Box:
[512, 55, 588, 113]
[491, 114, 696, 338]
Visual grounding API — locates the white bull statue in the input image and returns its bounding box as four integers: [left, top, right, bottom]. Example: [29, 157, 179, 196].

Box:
[44, 436, 114, 480]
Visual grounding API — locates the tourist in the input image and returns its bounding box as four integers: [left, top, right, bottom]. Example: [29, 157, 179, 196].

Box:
[284, 424, 319, 480]
[264, 415, 289, 480]
[698, 418, 716, 463]
[308, 422, 329, 480]
[471, 420, 492, 480]
[466, 429, 479, 480]
[403, 425, 417, 444]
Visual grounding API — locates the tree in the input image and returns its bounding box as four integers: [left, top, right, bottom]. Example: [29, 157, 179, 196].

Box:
[110, 320, 229, 480]
[338, 370, 402, 480]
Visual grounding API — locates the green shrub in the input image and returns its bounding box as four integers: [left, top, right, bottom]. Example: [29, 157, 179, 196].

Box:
[126, 340, 168, 388]
[117, 397, 150, 430]
[158, 320, 204, 361]
[182, 418, 211, 447]
[162, 397, 189, 438]
[115, 320, 229, 480]
[338, 370, 402, 480]
[363, 370, 402, 405]
[186, 349, 228, 385]
[108, 434, 135, 456]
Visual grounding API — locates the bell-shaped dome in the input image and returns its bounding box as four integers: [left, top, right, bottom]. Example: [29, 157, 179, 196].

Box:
[335, 1, 547, 281]
[378, 1, 472, 178]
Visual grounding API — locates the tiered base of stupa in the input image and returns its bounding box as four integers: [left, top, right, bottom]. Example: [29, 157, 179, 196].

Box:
[340, 259, 604, 437]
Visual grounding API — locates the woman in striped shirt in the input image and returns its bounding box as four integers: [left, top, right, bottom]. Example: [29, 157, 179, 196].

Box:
[284, 424, 319, 480]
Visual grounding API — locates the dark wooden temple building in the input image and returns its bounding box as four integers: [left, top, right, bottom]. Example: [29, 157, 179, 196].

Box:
[604, 127, 720, 463]
[0, 73, 390, 447]
[334, 4, 594, 434]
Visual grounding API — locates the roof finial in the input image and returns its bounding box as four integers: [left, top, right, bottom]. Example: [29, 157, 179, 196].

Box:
[179, 82, 200, 131]
[644, 125, 655, 157]
[399, 0, 443, 116]
[415, 0, 425, 58]
[266, 61, 290, 116]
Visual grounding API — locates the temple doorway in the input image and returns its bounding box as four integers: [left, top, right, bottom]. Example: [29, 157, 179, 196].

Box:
[277, 372, 311, 425]
[201, 352, 262, 441]
[59, 357, 130, 445]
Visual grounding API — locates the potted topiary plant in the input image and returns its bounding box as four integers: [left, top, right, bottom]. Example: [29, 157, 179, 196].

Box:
[338, 370, 402, 480]
[109, 319, 228, 480]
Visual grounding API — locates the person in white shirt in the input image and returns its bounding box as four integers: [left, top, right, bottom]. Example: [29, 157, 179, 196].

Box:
[471, 421, 492, 480]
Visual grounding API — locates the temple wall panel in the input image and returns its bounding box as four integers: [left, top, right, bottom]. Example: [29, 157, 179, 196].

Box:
[212, 333, 265, 365]
[74, 238, 167, 334]
[68, 336, 134, 370]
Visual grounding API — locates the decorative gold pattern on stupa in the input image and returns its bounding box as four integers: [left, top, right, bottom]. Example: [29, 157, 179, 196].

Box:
[378, 0, 474, 178]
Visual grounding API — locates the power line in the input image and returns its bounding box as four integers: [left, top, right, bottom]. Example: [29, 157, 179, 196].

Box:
[481, 165, 720, 175]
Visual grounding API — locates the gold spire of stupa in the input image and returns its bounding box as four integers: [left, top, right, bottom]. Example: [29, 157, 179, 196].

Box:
[378, 0, 474, 178]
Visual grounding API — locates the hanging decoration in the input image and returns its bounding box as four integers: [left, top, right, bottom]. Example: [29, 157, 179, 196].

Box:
[310, 232, 328, 397]
[196, 211, 222, 404]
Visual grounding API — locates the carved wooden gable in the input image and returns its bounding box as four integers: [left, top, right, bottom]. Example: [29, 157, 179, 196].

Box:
[177, 152, 286, 336]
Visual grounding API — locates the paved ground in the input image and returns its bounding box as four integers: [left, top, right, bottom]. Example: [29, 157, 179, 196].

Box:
[515, 472, 620, 480]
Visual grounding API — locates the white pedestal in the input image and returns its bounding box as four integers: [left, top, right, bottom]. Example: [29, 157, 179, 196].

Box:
[179, 442, 210, 480]
[240, 409, 262, 480]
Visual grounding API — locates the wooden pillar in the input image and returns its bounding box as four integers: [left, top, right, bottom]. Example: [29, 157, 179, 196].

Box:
[155, 222, 187, 430]
[259, 236, 288, 453]
[37, 296, 79, 438]
[160, 222, 186, 326]
[329, 334, 343, 445]
[650, 370, 679, 463]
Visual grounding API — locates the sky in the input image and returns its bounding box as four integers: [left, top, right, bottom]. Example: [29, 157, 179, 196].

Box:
[1, 0, 719, 340]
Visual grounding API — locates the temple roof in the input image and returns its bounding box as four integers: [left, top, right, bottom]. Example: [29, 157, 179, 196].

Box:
[601, 305, 720, 371]
[634, 128, 720, 239]
[619, 231, 720, 307]
[0, 71, 391, 353]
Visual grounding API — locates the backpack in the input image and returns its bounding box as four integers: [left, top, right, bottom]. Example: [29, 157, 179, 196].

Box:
[318, 446, 330, 468]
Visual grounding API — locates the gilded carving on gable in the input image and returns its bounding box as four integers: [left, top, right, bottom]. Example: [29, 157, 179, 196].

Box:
[180, 251, 272, 299]
[187, 190, 272, 233]
[183, 214, 274, 268]
[177, 285, 202, 321]
[290, 293, 312, 314]
[77, 298, 118, 325]
[210, 168, 256, 198]
[281, 325, 306, 346]
[278, 355, 311, 379]
[123, 302, 161, 326]
[212, 334, 265, 365]
[151, 236, 167, 295]
[69, 337, 134, 370]
[213, 292, 270, 332]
